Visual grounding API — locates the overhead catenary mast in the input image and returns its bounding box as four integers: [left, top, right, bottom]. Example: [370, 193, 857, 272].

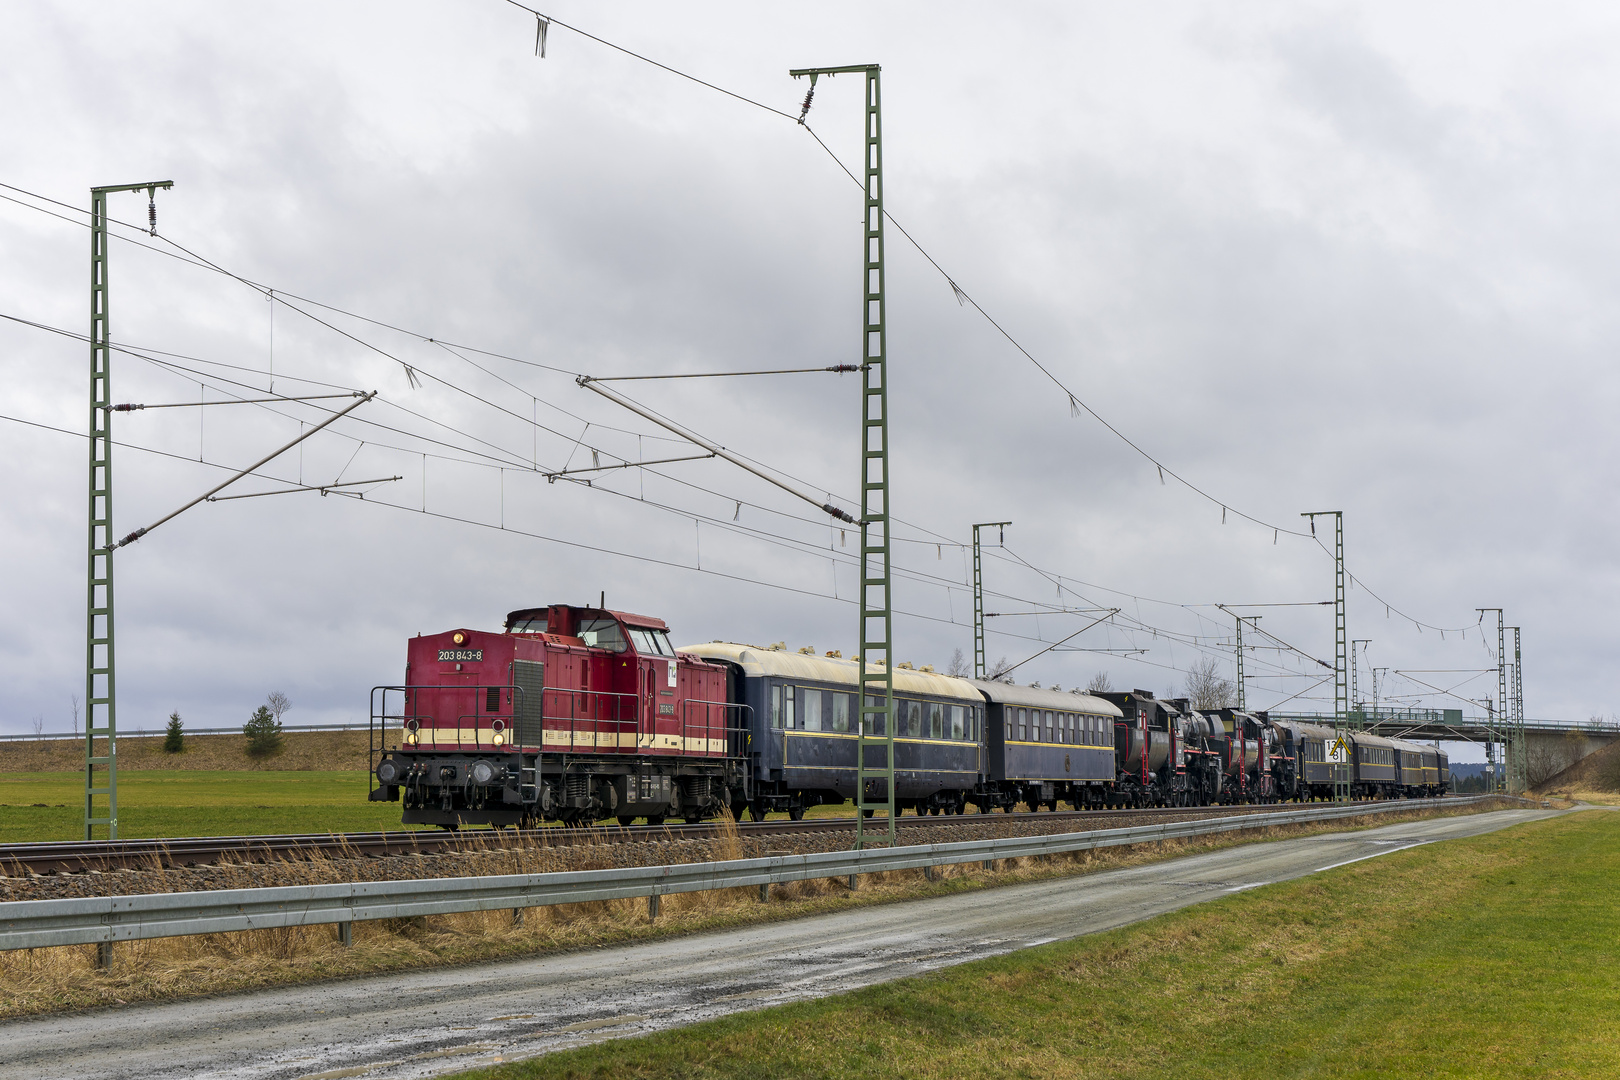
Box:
[791, 62, 896, 849]
[85, 180, 172, 841]
[971, 522, 1011, 680]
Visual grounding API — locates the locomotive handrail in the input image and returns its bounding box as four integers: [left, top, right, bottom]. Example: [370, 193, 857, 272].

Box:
[0, 797, 1499, 955]
[679, 698, 751, 758]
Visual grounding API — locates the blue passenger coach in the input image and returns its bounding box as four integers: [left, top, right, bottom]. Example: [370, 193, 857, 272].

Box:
[681, 643, 984, 819]
[971, 680, 1123, 811]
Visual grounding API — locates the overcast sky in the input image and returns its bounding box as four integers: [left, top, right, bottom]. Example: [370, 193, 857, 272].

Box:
[3, 2, 1616, 762]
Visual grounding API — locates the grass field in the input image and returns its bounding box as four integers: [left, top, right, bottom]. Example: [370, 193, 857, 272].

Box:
[451, 808, 1620, 1080]
[0, 771, 416, 842]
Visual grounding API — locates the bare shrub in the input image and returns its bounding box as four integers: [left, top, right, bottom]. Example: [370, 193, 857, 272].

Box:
[1183, 656, 1235, 711]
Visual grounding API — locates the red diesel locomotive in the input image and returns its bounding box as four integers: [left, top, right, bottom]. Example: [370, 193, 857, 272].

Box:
[369, 604, 745, 826]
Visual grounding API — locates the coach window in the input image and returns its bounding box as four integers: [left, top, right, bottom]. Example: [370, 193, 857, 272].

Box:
[1046, 711, 1055, 741]
[902, 700, 920, 737]
[950, 705, 965, 740]
[866, 695, 886, 736]
[832, 693, 850, 733]
[802, 688, 822, 732]
[784, 685, 796, 729]
[930, 702, 943, 739]
[771, 685, 783, 729]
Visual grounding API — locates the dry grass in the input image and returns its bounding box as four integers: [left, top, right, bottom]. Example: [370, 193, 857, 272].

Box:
[0, 730, 376, 773]
[1533, 735, 1620, 804]
[0, 800, 1501, 1020]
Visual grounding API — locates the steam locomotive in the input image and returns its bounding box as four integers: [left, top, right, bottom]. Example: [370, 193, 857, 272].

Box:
[367, 604, 1449, 827]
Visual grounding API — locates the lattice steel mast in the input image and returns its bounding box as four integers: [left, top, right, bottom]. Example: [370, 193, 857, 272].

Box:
[1351, 639, 1370, 719]
[1303, 511, 1347, 799]
[792, 63, 895, 848]
[1225, 610, 1259, 712]
[972, 522, 1011, 680]
[1477, 608, 1505, 793]
[1503, 625, 1516, 793]
[85, 180, 171, 841]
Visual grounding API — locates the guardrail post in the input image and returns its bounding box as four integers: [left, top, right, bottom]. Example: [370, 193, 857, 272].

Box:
[847, 873, 858, 891]
[513, 907, 524, 927]
[96, 941, 113, 970]
[923, 864, 936, 882]
[648, 893, 661, 920]
[982, 859, 993, 871]
[338, 921, 353, 947]
[758, 882, 770, 901]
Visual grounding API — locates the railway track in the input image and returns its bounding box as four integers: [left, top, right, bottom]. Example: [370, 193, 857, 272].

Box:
[0, 797, 1465, 877]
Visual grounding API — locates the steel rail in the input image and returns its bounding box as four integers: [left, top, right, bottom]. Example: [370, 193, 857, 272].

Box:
[0, 798, 1472, 877]
[0, 798, 1499, 955]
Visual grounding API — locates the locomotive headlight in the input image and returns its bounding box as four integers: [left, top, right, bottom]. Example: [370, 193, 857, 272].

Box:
[377, 759, 400, 784]
[492, 732, 505, 747]
[452, 631, 467, 646]
[404, 731, 419, 746]
[471, 760, 496, 785]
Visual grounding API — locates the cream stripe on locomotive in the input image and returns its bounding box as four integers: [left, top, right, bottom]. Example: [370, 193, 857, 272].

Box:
[418, 729, 724, 753]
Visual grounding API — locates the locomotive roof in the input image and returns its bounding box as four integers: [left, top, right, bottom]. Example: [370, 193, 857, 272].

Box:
[968, 679, 1123, 717]
[679, 642, 983, 702]
[504, 606, 669, 631]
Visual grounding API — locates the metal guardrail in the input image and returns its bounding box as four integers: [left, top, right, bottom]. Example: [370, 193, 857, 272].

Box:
[0, 797, 1493, 954]
[0, 723, 369, 743]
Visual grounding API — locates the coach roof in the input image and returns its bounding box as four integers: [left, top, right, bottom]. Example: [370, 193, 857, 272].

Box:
[679, 642, 983, 703]
[968, 679, 1123, 717]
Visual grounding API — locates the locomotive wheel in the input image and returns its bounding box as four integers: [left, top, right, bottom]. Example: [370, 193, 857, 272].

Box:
[646, 815, 666, 826]
[862, 808, 875, 818]
[683, 813, 703, 824]
[788, 807, 805, 821]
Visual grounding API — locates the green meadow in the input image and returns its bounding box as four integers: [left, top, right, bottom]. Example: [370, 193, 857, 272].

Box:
[0, 771, 419, 842]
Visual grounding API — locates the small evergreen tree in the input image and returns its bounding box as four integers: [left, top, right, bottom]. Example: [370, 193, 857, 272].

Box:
[244, 704, 284, 758]
[163, 711, 185, 753]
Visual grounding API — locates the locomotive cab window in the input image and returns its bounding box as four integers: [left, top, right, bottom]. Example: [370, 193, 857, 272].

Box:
[627, 627, 676, 657]
[577, 618, 627, 653]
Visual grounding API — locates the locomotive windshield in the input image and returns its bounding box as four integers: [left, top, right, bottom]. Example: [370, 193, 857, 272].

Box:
[508, 613, 548, 633]
[577, 617, 628, 652]
[627, 627, 676, 657]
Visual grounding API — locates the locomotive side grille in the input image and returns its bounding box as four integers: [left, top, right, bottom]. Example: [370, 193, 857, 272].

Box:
[513, 660, 545, 746]
[485, 686, 500, 713]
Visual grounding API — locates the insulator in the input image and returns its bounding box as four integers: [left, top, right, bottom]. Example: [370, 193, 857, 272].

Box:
[798, 88, 815, 121]
[148, 197, 157, 236]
